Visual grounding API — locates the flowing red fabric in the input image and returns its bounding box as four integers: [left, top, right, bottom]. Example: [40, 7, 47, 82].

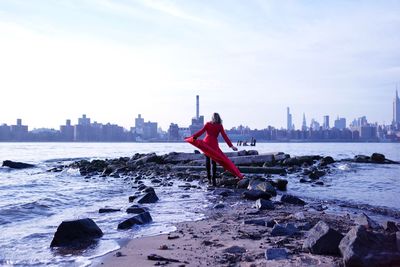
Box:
[185, 136, 244, 179]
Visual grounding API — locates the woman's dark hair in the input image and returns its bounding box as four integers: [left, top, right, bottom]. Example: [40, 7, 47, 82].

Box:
[211, 113, 222, 124]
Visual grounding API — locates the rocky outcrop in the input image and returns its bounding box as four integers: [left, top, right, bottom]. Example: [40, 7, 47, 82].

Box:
[50, 218, 103, 247]
[118, 211, 153, 230]
[303, 221, 344, 255]
[2, 160, 35, 169]
[339, 225, 400, 267]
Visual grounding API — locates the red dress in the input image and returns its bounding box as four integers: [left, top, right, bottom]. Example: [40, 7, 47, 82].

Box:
[185, 122, 243, 179]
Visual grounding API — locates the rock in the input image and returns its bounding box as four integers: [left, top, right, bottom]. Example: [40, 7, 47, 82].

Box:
[126, 205, 148, 214]
[223, 246, 246, 254]
[151, 178, 162, 184]
[303, 221, 344, 256]
[354, 213, 381, 230]
[271, 223, 298, 236]
[309, 170, 326, 180]
[99, 208, 120, 213]
[275, 179, 288, 191]
[50, 218, 103, 247]
[320, 156, 335, 166]
[213, 203, 225, 209]
[280, 194, 306, 205]
[371, 153, 385, 163]
[143, 187, 156, 194]
[383, 221, 399, 233]
[242, 190, 272, 201]
[248, 179, 276, 196]
[147, 254, 180, 263]
[255, 199, 275, 210]
[244, 219, 265, 226]
[128, 195, 137, 203]
[237, 178, 250, 189]
[354, 155, 370, 163]
[339, 225, 400, 267]
[282, 157, 300, 166]
[2, 160, 35, 169]
[265, 248, 289, 260]
[137, 191, 159, 204]
[117, 211, 153, 229]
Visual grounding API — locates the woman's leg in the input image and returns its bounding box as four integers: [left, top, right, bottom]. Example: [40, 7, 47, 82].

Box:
[212, 160, 217, 186]
[205, 156, 211, 183]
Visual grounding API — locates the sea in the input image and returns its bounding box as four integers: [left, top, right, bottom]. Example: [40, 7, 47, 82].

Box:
[0, 142, 399, 266]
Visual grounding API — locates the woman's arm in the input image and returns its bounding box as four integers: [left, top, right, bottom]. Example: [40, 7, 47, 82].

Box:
[192, 123, 207, 139]
[220, 126, 234, 147]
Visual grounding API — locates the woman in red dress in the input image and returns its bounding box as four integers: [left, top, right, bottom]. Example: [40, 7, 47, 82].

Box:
[188, 113, 241, 186]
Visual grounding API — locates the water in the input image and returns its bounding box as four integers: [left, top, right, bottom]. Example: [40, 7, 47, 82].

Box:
[0, 142, 399, 266]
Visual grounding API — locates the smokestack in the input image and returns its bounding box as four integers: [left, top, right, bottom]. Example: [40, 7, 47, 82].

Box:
[196, 95, 199, 119]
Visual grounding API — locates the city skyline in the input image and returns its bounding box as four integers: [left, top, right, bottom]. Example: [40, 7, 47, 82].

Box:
[1, 89, 399, 133]
[0, 1, 399, 130]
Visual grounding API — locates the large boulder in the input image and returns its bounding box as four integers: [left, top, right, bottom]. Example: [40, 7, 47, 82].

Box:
[2, 160, 35, 169]
[371, 153, 385, 164]
[126, 205, 148, 214]
[137, 191, 159, 204]
[280, 194, 306, 205]
[242, 190, 272, 201]
[303, 221, 344, 255]
[50, 218, 103, 247]
[339, 225, 400, 267]
[320, 156, 335, 166]
[118, 211, 153, 230]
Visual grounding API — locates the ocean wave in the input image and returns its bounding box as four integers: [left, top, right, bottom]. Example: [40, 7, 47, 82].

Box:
[0, 200, 56, 225]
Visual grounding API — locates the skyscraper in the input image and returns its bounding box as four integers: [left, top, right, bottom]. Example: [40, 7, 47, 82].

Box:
[302, 113, 307, 131]
[323, 115, 330, 129]
[393, 89, 400, 128]
[190, 95, 204, 134]
[287, 107, 293, 131]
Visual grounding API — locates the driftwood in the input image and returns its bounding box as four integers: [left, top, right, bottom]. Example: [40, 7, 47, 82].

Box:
[190, 152, 287, 166]
[172, 165, 286, 175]
[163, 150, 259, 164]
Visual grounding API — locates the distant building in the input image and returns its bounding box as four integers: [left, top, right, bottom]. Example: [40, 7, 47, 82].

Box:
[168, 123, 179, 141]
[360, 124, 377, 140]
[393, 89, 400, 129]
[323, 115, 330, 130]
[189, 95, 204, 135]
[287, 107, 293, 131]
[0, 124, 11, 141]
[60, 119, 74, 141]
[301, 113, 307, 131]
[10, 119, 28, 141]
[310, 119, 320, 131]
[135, 114, 145, 135]
[334, 117, 346, 130]
[74, 114, 92, 141]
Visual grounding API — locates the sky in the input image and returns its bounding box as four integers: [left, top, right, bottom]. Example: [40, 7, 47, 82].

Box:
[0, 0, 399, 130]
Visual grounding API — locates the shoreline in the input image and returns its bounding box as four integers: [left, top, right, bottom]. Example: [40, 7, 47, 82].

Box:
[94, 190, 399, 267]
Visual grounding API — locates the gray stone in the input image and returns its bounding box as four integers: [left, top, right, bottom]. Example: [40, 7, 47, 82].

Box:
[265, 248, 289, 260]
[303, 221, 344, 255]
[237, 178, 250, 189]
[126, 205, 148, 214]
[213, 203, 225, 209]
[271, 223, 298, 236]
[280, 194, 306, 205]
[255, 199, 275, 210]
[371, 153, 385, 163]
[2, 160, 35, 169]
